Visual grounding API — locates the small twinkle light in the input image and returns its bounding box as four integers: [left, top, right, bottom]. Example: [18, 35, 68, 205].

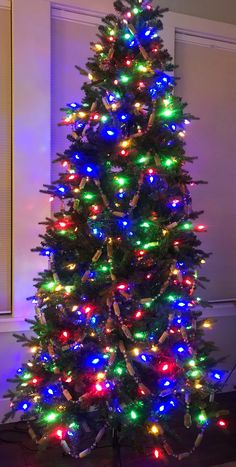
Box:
[96, 383, 103, 392]
[154, 449, 160, 459]
[161, 363, 169, 372]
[95, 43, 103, 51]
[203, 320, 213, 329]
[133, 347, 140, 356]
[78, 111, 86, 118]
[140, 354, 147, 362]
[151, 425, 159, 435]
[195, 382, 203, 389]
[97, 372, 105, 380]
[171, 199, 180, 208]
[32, 378, 38, 384]
[188, 359, 196, 367]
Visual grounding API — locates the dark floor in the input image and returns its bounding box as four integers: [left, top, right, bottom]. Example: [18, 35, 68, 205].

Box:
[0, 393, 236, 467]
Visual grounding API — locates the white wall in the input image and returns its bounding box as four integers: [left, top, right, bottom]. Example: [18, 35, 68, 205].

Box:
[156, 0, 236, 25]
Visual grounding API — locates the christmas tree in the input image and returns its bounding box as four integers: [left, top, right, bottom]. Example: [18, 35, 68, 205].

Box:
[4, 0, 226, 462]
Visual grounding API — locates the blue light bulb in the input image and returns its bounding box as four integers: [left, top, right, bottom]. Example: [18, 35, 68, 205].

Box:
[68, 102, 79, 109]
[141, 354, 147, 362]
[92, 358, 100, 365]
[58, 187, 66, 193]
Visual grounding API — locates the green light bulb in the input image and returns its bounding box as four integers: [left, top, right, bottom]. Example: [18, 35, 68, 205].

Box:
[141, 222, 150, 228]
[64, 285, 74, 293]
[45, 412, 59, 423]
[135, 331, 146, 339]
[22, 372, 32, 380]
[120, 75, 130, 84]
[115, 177, 127, 187]
[114, 366, 123, 376]
[167, 294, 176, 302]
[143, 242, 159, 250]
[69, 422, 79, 430]
[190, 369, 202, 378]
[124, 33, 131, 40]
[198, 413, 207, 424]
[130, 410, 138, 420]
[137, 156, 147, 164]
[163, 158, 175, 168]
[182, 222, 192, 230]
[44, 281, 56, 291]
[101, 115, 108, 123]
[162, 108, 173, 118]
[83, 192, 95, 201]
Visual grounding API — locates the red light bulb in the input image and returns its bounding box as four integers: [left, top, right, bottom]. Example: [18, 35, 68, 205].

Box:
[96, 383, 103, 392]
[56, 429, 63, 439]
[126, 59, 132, 66]
[135, 310, 143, 319]
[161, 363, 169, 372]
[195, 225, 206, 232]
[138, 81, 145, 88]
[217, 419, 227, 428]
[117, 283, 127, 290]
[154, 448, 159, 459]
[138, 250, 145, 257]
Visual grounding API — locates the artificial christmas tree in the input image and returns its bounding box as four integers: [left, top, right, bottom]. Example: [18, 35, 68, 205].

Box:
[4, 0, 226, 462]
